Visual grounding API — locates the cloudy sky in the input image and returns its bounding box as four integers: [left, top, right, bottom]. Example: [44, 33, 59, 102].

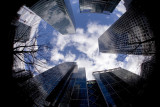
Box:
[18, 0, 149, 80]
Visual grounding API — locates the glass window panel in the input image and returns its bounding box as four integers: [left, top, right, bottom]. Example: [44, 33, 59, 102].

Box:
[111, 83, 124, 92]
[106, 85, 115, 94]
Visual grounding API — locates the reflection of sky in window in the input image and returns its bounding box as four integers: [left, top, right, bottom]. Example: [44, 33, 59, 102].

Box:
[16, 0, 149, 80]
[30, 0, 76, 34]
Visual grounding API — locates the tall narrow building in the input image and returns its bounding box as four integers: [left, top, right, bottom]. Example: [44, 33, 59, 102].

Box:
[12, 21, 31, 43]
[58, 68, 89, 107]
[29, 0, 76, 34]
[87, 80, 107, 107]
[17, 63, 89, 107]
[98, 4, 155, 55]
[18, 62, 77, 107]
[93, 67, 144, 107]
[123, 0, 133, 10]
[79, 0, 121, 14]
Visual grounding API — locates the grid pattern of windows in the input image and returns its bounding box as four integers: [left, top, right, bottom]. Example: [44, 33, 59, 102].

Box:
[93, 68, 144, 107]
[87, 80, 107, 107]
[59, 68, 89, 107]
[98, 6, 155, 55]
[79, 0, 120, 14]
[13, 21, 31, 43]
[140, 56, 156, 79]
[18, 62, 76, 106]
[30, 0, 76, 34]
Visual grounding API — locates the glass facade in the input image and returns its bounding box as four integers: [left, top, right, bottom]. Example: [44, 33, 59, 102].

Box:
[98, 5, 155, 55]
[140, 56, 156, 79]
[87, 80, 107, 107]
[13, 21, 31, 43]
[79, 0, 120, 14]
[30, 0, 76, 34]
[17, 63, 90, 107]
[123, 0, 133, 10]
[59, 68, 89, 107]
[93, 67, 145, 107]
[18, 62, 77, 106]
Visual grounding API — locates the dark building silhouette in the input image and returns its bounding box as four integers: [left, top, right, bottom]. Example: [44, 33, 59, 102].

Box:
[16, 63, 89, 107]
[93, 67, 145, 107]
[58, 68, 89, 107]
[29, 0, 76, 34]
[79, 0, 120, 14]
[98, 2, 155, 55]
[12, 21, 31, 43]
[123, 0, 132, 10]
[87, 80, 107, 107]
[17, 62, 77, 106]
[140, 56, 156, 80]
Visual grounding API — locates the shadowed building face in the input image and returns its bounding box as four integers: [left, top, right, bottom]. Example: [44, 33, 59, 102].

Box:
[30, 0, 76, 34]
[93, 67, 145, 107]
[79, 0, 121, 14]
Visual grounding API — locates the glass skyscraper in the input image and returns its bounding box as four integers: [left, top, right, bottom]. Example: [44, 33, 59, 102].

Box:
[79, 0, 120, 14]
[29, 0, 76, 34]
[123, 0, 133, 10]
[12, 21, 31, 43]
[17, 63, 90, 107]
[18, 62, 77, 106]
[98, 3, 155, 55]
[87, 80, 107, 107]
[140, 56, 156, 79]
[59, 68, 89, 107]
[93, 67, 144, 107]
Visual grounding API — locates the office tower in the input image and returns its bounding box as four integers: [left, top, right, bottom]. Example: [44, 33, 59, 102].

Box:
[17, 63, 89, 107]
[58, 68, 89, 107]
[87, 80, 107, 107]
[12, 21, 31, 43]
[79, 0, 120, 14]
[18, 62, 77, 106]
[123, 0, 132, 10]
[29, 0, 76, 34]
[98, 5, 155, 55]
[93, 67, 144, 107]
[140, 56, 156, 79]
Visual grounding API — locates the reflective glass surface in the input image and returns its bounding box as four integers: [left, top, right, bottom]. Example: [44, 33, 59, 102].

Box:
[30, 0, 76, 34]
[59, 68, 89, 107]
[93, 68, 145, 107]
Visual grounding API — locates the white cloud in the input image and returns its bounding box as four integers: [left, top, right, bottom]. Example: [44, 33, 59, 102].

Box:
[56, 33, 72, 51]
[115, 1, 126, 14]
[50, 49, 64, 62]
[116, 13, 121, 18]
[64, 51, 76, 62]
[122, 55, 147, 75]
[72, 0, 78, 4]
[87, 22, 110, 35]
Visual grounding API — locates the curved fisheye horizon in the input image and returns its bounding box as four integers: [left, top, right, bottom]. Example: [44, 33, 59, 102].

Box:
[13, 0, 151, 80]
[7, 0, 159, 107]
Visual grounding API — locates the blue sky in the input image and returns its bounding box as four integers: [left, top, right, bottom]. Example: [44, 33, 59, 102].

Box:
[16, 0, 149, 80]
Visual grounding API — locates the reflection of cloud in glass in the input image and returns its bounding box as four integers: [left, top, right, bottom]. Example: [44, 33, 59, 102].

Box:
[30, 0, 76, 34]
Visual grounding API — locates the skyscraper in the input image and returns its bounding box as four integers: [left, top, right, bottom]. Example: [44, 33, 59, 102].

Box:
[98, 4, 155, 55]
[12, 21, 31, 43]
[87, 80, 107, 107]
[29, 0, 76, 34]
[92, 67, 144, 107]
[140, 56, 156, 79]
[123, 0, 132, 10]
[18, 62, 77, 106]
[17, 63, 89, 107]
[58, 68, 89, 107]
[79, 0, 121, 14]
